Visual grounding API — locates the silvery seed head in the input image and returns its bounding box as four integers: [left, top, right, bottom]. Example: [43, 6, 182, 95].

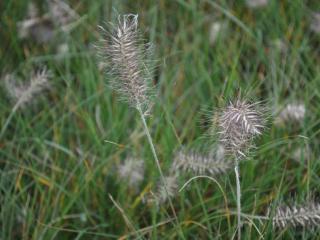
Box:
[218, 98, 265, 159]
[97, 14, 155, 115]
[4, 67, 51, 109]
[171, 147, 230, 176]
[118, 157, 144, 189]
[153, 175, 178, 205]
[47, 0, 79, 30]
[310, 12, 320, 33]
[275, 103, 305, 125]
[209, 21, 227, 46]
[292, 145, 311, 163]
[17, 17, 55, 43]
[271, 202, 320, 229]
[246, 0, 268, 8]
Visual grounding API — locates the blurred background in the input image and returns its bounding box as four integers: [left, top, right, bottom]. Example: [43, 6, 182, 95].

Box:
[1, 0, 320, 239]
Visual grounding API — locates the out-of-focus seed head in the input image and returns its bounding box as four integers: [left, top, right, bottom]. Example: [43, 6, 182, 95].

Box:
[117, 157, 144, 189]
[4, 67, 51, 109]
[246, 0, 269, 8]
[271, 202, 320, 229]
[171, 146, 231, 176]
[275, 103, 305, 126]
[310, 12, 320, 33]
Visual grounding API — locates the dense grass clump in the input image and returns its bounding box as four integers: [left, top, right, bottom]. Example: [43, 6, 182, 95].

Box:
[1, 0, 320, 239]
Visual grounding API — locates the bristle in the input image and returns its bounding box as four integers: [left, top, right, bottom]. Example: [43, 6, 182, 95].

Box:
[272, 202, 320, 228]
[117, 157, 144, 189]
[4, 67, 51, 109]
[97, 14, 154, 115]
[172, 146, 231, 176]
[218, 99, 265, 159]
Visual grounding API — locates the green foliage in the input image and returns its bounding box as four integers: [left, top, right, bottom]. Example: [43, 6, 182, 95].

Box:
[1, 0, 320, 239]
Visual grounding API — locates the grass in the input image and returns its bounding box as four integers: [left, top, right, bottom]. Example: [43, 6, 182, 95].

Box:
[1, 0, 320, 239]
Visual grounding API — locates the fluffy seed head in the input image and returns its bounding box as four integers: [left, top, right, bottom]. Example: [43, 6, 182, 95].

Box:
[4, 68, 51, 109]
[117, 157, 144, 189]
[209, 21, 227, 45]
[292, 144, 311, 163]
[48, 0, 79, 30]
[271, 202, 320, 228]
[246, 0, 269, 8]
[145, 175, 178, 205]
[310, 12, 320, 33]
[155, 176, 178, 204]
[17, 17, 54, 43]
[172, 146, 230, 176]
[275, 103, 305, 125]
[218, 98, 265, 159]
[97, 14, 154, 114]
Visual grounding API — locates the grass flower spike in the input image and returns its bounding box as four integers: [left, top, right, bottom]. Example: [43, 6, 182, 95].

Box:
[172, 147, 230, 176]
[272, 202, 320, 228]
[218, 99, 264, 159]
[154, 176, 178, 205]
[4, 68, 51, 110]
[118, 157, 144, 189]
[246, 0, 269, 8]
[98, 14, 154, 115]
[275, 103, 305, 125]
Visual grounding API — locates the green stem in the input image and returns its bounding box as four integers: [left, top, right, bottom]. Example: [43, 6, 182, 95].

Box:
[234, 160, 241, 240]
[137, 105, 185, 239]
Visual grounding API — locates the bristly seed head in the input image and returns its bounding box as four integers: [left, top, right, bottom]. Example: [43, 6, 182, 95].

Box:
[97, 14, 155, 115]
[117, 157, 144, 189]
[271, 202, 320, 229]
[275, 103, 305, 125]
[171, 146, 231, 176]
[218, 98, 265, 159]
[144, 175, 178, 205]
[4, 67, 51, 109]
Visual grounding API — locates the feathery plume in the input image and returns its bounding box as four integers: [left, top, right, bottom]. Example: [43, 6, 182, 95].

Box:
[275, 103, 305, 125]
[218, 98, 265, 159]
[172, 146, 230, 176]
[97, 14, 154, 115]
[209, 21, 227, 46]
[117, 157, 144, 189]
[310, 12, 320, 33]
[271, 202, 320, 228]
[4, 68, 51, 109]
[17, 16, 54, 43]
[47, 0, 79, 31]
[152, 176, 178, 205]
[246, 0, 268, 8]
[292, 145, 311, 163]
